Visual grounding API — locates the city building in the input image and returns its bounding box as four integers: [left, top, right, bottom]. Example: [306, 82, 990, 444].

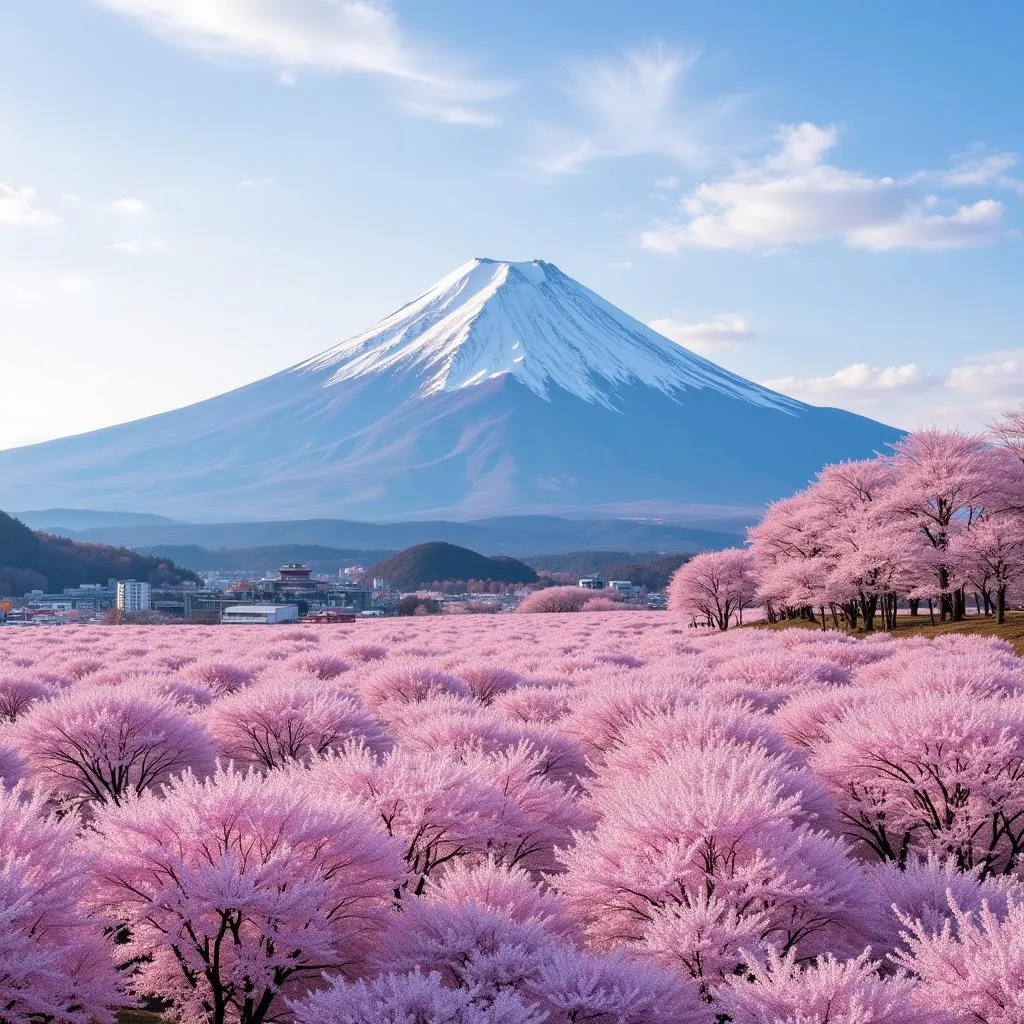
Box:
[17, 580, 119, 614]
[151, 587, 240, 623]
[116, 580, 152, 612]
[221, 604, 299, 625]
[578, 575, 606, 590]
[608, 580, 640, 594]
[248, 564, 373, 613]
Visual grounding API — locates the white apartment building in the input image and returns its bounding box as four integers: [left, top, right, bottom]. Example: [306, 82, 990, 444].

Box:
[116, 580, 152, 612]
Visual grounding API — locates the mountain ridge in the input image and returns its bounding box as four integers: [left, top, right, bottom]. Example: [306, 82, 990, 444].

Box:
[32, 515, 744, 557]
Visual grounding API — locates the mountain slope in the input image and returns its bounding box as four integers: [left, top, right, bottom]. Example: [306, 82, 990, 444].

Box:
[0, 259, 901, 521]
[0, 508, 200, 594]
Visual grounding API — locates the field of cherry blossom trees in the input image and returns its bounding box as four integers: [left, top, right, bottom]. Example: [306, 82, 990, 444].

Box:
[1, 612, 1023, 1024]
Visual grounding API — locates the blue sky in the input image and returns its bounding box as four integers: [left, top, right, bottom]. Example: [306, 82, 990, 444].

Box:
[1, 0, 1022, 447]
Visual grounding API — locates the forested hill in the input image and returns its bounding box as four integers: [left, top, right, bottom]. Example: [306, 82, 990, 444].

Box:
[0, 508, 201, 595]
[364, 542, 538, 592]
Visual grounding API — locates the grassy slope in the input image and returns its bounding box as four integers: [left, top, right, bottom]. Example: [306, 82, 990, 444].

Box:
[752, 611, 1024, 656]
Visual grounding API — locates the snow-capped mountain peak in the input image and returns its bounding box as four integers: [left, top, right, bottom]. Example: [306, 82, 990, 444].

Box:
[0, 255, 899, 522]
[299, 258, 795, 411]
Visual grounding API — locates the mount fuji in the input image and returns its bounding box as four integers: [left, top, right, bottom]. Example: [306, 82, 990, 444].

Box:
[0, 259, 899, 523]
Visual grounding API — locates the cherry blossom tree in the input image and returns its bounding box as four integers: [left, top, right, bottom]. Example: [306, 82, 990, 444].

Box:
[0, 672, 52, 721]
[747, 491, 829, 624]
[204, 680, 392, 769]
[84, 765, 406, 1024]
[811, 692, 1024, 875]
[989, 404, 1024, 464]
[556, 744, 871, 1000]
[668, 548, 756, 630]
[11, 684, 217, 807]
[517, 587, 592, 614]
[0, 784, 121, 1024]
[885, 429, 1000, 621]
[949, 514, 1024, 624]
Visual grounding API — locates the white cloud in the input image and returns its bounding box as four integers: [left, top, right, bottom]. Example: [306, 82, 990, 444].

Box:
[532, 43, 731, 173]
[239, 177, 273, 187]
[846, 198, 1003, 251]
[95, 0, 511, 123]
[0, 183, 60, 226]
[640, 123, 1009, 253]
[608, 260, 633, 268]
[109, 236, 166, 253]
[654, 175, 679, 189]
[761, 350, 1024, 429]
[110, 196, 152, 216]
[400, 102, 499, 127]
[650, 313, 755, 355]
[946, 348, 1024, 396]
[764, 362, 934, 398]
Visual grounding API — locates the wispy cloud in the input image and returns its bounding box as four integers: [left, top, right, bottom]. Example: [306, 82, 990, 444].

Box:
[531, 43, 737, 174]
[0, 182, 60, 226]
[401, 102, 500, 127]
[110, 196, 152, 216]
[923, 143, 1024, 194]
[650, 313, 755, 356]
[641, 123, 1009, 253]
[94, 0, 513, 125]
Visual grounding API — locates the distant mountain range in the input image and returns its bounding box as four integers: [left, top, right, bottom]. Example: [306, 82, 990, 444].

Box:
[19, 513, 745, 558]
[0, 258, 900, 522]
[131, 544, 395, 577]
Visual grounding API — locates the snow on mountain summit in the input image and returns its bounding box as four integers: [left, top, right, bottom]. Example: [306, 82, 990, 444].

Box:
[300, 258, 796, 411]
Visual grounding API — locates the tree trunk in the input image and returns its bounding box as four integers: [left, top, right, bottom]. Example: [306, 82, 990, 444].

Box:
[928, 598, 935, 626]
[909, 598, 920, 617]
[861, 594, 877, 633]
[997, 586, 1007, 625]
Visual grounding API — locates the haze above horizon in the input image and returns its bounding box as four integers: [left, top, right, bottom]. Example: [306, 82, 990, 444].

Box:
[2, 0, 1022, 446]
